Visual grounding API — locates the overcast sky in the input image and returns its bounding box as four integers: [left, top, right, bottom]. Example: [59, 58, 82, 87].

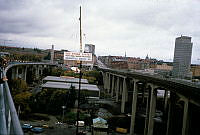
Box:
[0, 0, 200, 64]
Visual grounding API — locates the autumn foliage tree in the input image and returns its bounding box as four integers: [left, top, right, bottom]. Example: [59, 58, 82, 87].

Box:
[10, 78, 28, 95]
[31, 86, 76, 115]
[10, 78, 32, 118]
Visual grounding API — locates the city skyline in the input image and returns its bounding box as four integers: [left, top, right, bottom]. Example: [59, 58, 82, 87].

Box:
[0, 0, 200, 64]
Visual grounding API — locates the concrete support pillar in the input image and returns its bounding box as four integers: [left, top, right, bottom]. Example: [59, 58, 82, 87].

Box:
[38, 67, 41, 76]
[15, 67, 18, 78]
[120, 78, 123, 95]
[104, 73, 107, 92]
[38, 66, 43, 78]
[103, 73, 106, 90]
[22, 66, 27, 81]
[130, 79, 138, 135]
[142, 83, 146, 104]
[147, 84, 157, 135]
[116, 77, 119, 102]
[166, 92, 177, 135]
[38, 67, 40, 78]
[11, 68, 16, 79]
[111, 75, 115, 97]
[144, 87, 151, 135]
[121, 77, 126, 113]
[104, 73, 107, 90]
[39, 66, 43, 76]
[107, 73, 110, 93]
[40, 67, 43, 76]
[164, 90, 169, 113]
[105, 73, 107, 92]
[102, 72, 106, 98]
[35, 66, 39, 79]
[24, 66, 27, 81]
[125, 81, 128, 102]
[106, 73, 109, 92]
[182, 99, 189, 135]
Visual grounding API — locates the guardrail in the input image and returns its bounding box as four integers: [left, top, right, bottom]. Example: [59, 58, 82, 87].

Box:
[0, 68, 23, 135]
[0, 62, 57, 135]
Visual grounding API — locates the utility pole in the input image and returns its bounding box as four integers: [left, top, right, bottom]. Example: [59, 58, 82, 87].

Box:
[79, 6, 83, 53]
[76, 61, 82, 135]
[62, 106, 66, 123]
[76, 6, 83, 135]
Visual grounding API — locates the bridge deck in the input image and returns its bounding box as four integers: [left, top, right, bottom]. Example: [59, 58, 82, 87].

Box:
[100, 68, 200, 106]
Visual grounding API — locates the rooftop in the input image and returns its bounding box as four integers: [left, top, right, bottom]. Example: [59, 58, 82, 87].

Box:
[41, 81, 99, 91]
[42, 76, 88, 84]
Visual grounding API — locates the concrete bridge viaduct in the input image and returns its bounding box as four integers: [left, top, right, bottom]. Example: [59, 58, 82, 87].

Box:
[99, 68, 200, 135]
[1, 62, 200, 135]
[5, 63, 56, 81]
[0, 62, 56, 135]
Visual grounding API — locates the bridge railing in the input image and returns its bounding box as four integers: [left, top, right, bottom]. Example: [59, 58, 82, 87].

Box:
[0, 68, 23, 135]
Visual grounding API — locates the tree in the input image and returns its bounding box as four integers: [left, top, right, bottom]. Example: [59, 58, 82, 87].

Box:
[82, 70, 101, 84]
[68, 85, 76, 108]
[33, 89, 52, 113]
[34, 48, 41, 53]
[9, 79, 32, 118]
[48, 90, 68, 114]
[51, 67, 64, 76]
[14, 92, 32, 119]
[44, 52, 51, 60]
[10, 78, 28, 95]
[32, 89, 69, 115]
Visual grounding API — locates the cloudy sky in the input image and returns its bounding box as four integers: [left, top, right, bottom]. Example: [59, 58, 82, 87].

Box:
[0, 0, 200, 63]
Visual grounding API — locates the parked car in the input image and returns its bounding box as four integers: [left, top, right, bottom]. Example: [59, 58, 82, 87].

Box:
[68, 124, 75, 128]
[22, 124, 33, 130]
[77, 131, 87, 135]
[75, 121, 84, 127]
[42, 124, 49, 128]
[30, 127, 44, 133]
[55, 121, 62, 125]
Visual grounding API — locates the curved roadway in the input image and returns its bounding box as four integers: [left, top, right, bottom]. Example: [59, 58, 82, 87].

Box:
[5, 62, 56, 74]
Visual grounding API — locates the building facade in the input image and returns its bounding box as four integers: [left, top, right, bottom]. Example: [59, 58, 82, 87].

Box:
[191, 65, 200, 77]
[156, 63, 173, 71]
[172, 36, 193, 78]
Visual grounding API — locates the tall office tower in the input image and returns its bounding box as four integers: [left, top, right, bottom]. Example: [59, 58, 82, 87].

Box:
[172, 36, 193, 78]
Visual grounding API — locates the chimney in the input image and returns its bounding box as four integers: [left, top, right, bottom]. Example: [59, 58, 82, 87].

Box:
[51, 45, 54, 64]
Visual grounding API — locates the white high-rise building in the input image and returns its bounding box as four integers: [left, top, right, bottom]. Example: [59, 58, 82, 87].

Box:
[172, 36, 193, 78]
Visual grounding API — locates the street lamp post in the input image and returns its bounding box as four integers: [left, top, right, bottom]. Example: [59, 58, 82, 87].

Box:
[62, 106, 66, 123]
